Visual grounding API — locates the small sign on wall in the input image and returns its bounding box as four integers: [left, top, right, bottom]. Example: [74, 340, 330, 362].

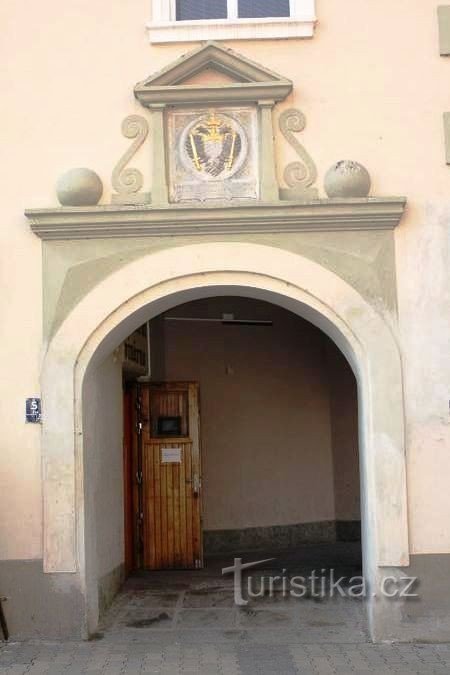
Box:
[26, 398, 42, 423]
[161, 447, 182, 464]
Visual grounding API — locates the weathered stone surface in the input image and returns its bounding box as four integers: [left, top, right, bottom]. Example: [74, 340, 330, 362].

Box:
[56, 168, 103, 206]
[324, 161, 371, 198]
[0, 559, 84, 639]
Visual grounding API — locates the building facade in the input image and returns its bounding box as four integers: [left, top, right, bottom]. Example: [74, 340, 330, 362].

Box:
[0, 0, 449, 643]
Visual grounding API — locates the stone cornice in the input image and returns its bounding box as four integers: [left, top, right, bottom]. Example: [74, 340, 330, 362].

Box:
[134, 82, 293, 107]
[25, 197, 406, 241]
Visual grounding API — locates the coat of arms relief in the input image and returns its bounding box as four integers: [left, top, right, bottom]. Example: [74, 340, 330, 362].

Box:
[168, 107, 259, 203]
[107, 42, 319, 206]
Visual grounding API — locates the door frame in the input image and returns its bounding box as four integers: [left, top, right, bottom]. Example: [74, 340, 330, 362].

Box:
[123, 386, 135, 575]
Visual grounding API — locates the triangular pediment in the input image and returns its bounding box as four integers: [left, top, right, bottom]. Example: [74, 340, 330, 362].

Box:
[179, 68, 238, 87]
[134, 41, 292, 106]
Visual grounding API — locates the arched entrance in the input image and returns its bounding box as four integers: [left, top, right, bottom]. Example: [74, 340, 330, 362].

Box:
[40, 242, 409, 640]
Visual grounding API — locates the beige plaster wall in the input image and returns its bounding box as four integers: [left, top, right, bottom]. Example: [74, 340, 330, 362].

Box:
[151, 296, 358, 530]
[0, 0, 448, 559]
[326, 344, 360, 522]
[82, 354, 124, 590]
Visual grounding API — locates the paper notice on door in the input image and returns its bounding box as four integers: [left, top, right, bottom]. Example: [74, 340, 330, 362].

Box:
[161, 447, 182, 464]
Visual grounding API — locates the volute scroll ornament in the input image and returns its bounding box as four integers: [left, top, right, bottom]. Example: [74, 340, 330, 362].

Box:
[279, 108, 318, 200]
[111, 115, 150, 204]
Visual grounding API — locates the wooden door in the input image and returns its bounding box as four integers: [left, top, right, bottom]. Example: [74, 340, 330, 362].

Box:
[136, 382, 203, 570]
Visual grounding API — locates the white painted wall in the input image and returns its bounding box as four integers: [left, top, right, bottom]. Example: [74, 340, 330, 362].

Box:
[82, 353, 124, 601]
[151, 296, 359, 530]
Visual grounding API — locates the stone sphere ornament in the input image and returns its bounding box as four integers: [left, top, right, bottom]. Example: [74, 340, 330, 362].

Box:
[56, 168, 103, 206]
[324, 160, 371, 198]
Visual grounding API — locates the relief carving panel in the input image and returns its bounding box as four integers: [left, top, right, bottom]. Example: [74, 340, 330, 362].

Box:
[167, 107, 259, 203]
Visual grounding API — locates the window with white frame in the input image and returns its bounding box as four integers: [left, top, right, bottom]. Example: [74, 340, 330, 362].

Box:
[175, 0, 290, 21]
[148, 0, 316, 43]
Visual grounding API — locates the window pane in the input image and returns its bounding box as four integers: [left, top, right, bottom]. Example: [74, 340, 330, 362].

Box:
[176, 0, 228, 20]
[238, 0, 290, 18]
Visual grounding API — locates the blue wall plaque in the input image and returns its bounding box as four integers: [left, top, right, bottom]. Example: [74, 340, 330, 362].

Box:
[26, 398, 42, 423]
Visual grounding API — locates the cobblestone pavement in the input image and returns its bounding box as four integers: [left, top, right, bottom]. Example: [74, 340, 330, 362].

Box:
[2, 548, 449, 673]
[2, 639, 450, 674]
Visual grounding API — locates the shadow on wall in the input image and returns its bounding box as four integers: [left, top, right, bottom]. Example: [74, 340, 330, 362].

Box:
[150, 295, 361, 554]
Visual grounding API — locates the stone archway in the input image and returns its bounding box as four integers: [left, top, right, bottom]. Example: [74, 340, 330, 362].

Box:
[40, 241, 408, 639]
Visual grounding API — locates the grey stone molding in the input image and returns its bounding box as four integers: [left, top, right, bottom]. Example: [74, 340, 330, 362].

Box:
[111, 115, 150, 204]
[134, 41, 293, 107]
[443, 112, 450, 164]
[278, 108, 318, 200]
[438, 5, 450, 55]
[26, 197, 406, 240]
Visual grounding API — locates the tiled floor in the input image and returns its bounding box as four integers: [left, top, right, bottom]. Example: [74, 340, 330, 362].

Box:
[2, 545, 450, 673]
[2, 638, 450, 674]
[99, 545, 368, 644]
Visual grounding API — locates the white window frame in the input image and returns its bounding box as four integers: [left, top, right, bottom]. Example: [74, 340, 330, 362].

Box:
[147, 0, 316, 44]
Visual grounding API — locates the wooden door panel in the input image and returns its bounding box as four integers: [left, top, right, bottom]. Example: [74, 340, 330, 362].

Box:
[139, 383, 202, 570]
